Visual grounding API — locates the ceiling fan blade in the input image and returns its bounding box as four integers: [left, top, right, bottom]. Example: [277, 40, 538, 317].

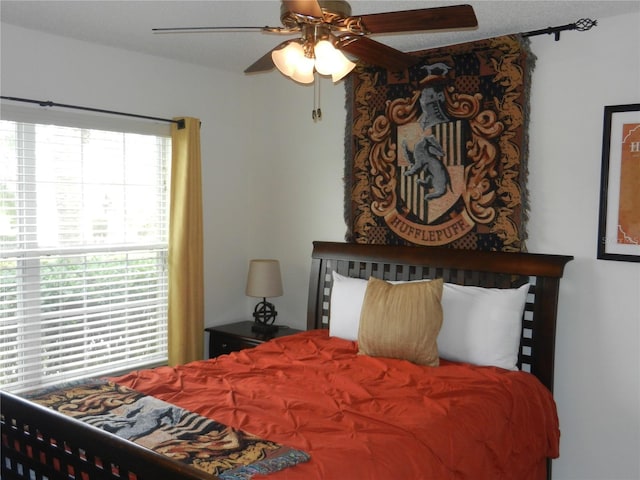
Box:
[282, 0, 323, 18]
[153, 26, 263, 33]
[152, 26, 297, 34]
[355, 4, 477, 34]
[244, 40, 294, 73]
[337, 36, 420, 71]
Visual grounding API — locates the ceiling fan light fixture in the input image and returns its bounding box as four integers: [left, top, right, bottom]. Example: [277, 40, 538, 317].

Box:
[272, 41, 315, 84]
[272, 41, 304, 77]
[329, 49, 356, 82]
[313, 39, 338, 75]
[290, 56, 315, 84]
[313, 39, 356, 82]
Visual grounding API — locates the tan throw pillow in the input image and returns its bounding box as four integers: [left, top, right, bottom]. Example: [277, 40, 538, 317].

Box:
[358, 277, 444, 366]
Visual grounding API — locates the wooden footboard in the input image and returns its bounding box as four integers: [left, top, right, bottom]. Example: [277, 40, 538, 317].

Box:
[1, 390, 215, 480]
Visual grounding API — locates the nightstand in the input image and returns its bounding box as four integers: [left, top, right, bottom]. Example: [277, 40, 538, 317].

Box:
[205, 321, 304, 358]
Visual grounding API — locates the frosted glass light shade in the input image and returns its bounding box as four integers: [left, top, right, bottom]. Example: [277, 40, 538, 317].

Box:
[245, 259, 283, 298]
[272, 42, 304, 77]
[313, 40, 355, 82]
[331, 51, 356, 82]
[291, 55, 315, 84]
[313, 40, 338, 75]
[272, 42, 315, 84]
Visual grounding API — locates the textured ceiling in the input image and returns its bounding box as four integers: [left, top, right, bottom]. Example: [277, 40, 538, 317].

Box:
[2, 1, 639, 74]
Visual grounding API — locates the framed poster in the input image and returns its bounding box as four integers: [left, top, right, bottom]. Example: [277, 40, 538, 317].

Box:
[597, 103, 640, 262]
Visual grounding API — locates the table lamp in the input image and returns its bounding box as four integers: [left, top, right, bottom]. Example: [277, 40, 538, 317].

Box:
[245, 259, 283, 334]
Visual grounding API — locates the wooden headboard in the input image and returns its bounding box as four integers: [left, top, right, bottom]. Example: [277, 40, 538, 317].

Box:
[306, 241, 573, 393]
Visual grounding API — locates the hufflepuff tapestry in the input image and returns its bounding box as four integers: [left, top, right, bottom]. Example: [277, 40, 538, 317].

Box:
[344, 35, 535, 252]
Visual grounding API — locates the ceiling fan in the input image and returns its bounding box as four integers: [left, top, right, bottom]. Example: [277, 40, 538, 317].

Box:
[153, 1, 478, 84]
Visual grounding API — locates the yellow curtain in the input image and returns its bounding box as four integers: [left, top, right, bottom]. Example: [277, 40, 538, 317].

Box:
[168, 117, 204, 365]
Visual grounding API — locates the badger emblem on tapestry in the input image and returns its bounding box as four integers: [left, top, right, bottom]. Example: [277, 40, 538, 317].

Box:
[345, 35, 533, 252]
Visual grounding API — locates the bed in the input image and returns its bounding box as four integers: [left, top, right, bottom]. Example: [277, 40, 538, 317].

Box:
[1, 241, 573, 480]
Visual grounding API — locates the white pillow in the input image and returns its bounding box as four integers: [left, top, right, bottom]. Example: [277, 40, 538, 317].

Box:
[438, 283, 530, 370]
[328, 272, 529, 370]
[328, 273, 428, 341]
[328, 271, 368, 341]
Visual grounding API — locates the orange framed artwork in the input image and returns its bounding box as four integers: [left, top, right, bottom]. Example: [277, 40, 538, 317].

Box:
[597, 103, 640, 262]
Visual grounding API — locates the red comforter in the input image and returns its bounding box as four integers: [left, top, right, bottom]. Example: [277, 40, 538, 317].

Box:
[112, 330, 559, 480]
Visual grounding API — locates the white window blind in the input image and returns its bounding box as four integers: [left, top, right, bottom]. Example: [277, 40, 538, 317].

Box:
[0, 111, 171, 392]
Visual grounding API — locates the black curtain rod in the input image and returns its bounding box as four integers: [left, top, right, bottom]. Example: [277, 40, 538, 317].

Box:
[0, 96, 185, 129]
[522, 18, 597, 41]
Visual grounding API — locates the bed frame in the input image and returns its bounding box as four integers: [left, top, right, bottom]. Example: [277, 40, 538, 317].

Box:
[2, 241, 573, 480]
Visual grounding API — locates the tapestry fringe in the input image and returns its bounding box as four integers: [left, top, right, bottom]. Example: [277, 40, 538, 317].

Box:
[343, 75, 355, 243]
[517, 34, 537, 252]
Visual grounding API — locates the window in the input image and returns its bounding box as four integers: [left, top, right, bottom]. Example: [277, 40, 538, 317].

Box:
[0, 109, 171, 392]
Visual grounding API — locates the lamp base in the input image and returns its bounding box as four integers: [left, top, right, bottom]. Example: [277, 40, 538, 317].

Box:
[253, 299, 277, 321]
[251, 323, 280, 335]
[252, 298, 279, 335]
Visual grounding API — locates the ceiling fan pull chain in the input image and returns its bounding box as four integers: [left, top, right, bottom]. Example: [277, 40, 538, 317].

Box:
[312, 73, 322, 122]
[312, 75, 316, 120]
[317, 76, 322, 120]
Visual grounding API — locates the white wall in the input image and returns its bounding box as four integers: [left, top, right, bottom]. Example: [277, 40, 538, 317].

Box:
[0, 23, 254, 334]
[246, 11, 640, 480]
[244, 74, 347, 323]
[2, 8, 640, 479]
[526, 12, 640, 480]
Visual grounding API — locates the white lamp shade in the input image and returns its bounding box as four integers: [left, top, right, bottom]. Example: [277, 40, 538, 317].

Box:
[314, 40, 356, 82]
[245, 259, 283, 298]
[313, 39, 338, 75]
[331, 50, 356, 82]
[272, 42, 315, 84]
[290, 55, 315, 84]
[272, 42, 304, 77]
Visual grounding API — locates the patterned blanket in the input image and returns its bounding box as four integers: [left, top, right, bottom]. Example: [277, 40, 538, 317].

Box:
[26, 379, 310, 479]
